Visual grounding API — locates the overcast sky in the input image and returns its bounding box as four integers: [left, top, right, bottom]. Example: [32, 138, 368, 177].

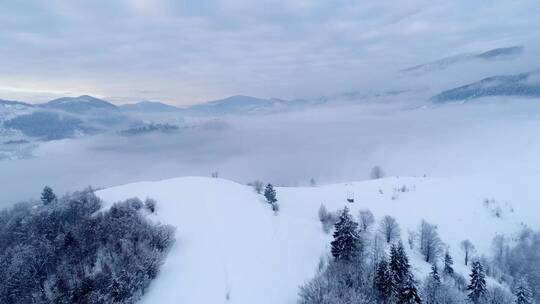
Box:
[1, 0, 539, 105]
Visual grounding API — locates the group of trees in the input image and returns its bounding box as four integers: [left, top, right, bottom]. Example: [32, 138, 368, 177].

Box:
[0, 187, 175, 304]
[301, 207, 424, 303]
[303, 206, 535, 303]
[481, 228, 539, 303]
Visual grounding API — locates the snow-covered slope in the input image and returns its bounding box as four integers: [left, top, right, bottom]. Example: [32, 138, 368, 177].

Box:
[97, 175, 539, 304]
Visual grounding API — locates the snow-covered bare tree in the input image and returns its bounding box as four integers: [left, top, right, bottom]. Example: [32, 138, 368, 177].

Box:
[379, 215, 401, 244]
[418, 220, 443, 263]
[251, 180, 264, 194]
[460, 239, 476, 266]
[358, 209, 375, 232]
[370, 166, 385, 179]
[318, 204, 337, 233]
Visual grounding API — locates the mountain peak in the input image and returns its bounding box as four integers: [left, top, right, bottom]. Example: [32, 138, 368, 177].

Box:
[42, 95, 117, 113]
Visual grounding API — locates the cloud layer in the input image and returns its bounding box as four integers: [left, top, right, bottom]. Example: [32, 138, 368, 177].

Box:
[1, 0, 539, 104]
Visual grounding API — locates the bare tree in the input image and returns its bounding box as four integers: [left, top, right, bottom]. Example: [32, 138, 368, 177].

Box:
[318, 204, 338, 233]
[407, 230, 417, 250]
[379, 215, 400, 244]
[358, 209, 375, 232]
[370, 166, 385, 179]
[460, 239, 476, 266]
[418, 220, 443, 263]
[251, 180, 264, 194]
[310, 178, 317, 187]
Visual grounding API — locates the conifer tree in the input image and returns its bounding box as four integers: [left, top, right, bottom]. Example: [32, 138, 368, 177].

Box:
[430, 264, 441, 285]
[424, 265, 442, 304]
[264, 184, 277, 204]
[41, 186, 56, 205]
[375, 259, 393, 303]
[443, 252, 454, 276]
[467, 261, 487, 304]
[330, 207, 360, 261]
[390, 242, 421, 304]
[514, 277, 534, 304]
[399, 277, 422, 304]
[390, 242, 408, 287]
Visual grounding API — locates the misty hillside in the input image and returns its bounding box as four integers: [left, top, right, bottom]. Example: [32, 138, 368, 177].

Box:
[402, 46, 524, 74]
[119, 101, 183, 113]
[432, 72, 540, 102]
[97, 175, 539, 304]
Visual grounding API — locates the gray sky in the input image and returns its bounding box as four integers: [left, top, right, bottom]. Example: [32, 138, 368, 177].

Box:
[1, 0, 539, 105]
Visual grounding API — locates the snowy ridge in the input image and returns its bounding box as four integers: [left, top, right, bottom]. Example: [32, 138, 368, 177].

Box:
[97, 176, 538, 304]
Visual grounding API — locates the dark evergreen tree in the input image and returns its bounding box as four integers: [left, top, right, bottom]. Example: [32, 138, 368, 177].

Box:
[430, 264, 441, 285]
[41, 186, 56, 205]
[330, 207, 360, 261]
[390, 242, 422, 304]
[264, 184, 277, 204]
[399, 277, 423, 304]
[467, 261, 487, 304]
[424, 265, 442, 304]
[375, 259, 393, 303]
[514, 277, 534, 304]
[443, 252, 454, 277]
[390, 242, 408, 287]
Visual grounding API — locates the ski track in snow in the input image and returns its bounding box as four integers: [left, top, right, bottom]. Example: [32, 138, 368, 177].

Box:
[97, 175, 540, 304]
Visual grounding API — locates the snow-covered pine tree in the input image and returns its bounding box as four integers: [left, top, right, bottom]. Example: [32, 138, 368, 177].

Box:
[424, 265, 442, 304]
[390, 242, 408, 287]
[375, 259, 393, 303]
[443, 252, 454, 277]
[467, 261, 487, 304]
[390, 242, 421, 304]
[41, 186, 56, 205]
[399, 276, 422, 304]
[330, 206, 360, 261]
[264, 184, 277, 204]
[430, 264, 441, 285]
[514, 277, 534, 304]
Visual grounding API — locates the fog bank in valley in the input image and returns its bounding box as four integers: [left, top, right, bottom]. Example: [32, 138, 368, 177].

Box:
[2, 97, 540, 206]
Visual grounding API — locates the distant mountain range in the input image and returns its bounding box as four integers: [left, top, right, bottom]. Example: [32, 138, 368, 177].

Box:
[1, 96, 138, 142]
[0, 94, 310, 144]
[431, 71, 540, 102]
[402, 46, 524, 74]
[121, 95, 313, 116]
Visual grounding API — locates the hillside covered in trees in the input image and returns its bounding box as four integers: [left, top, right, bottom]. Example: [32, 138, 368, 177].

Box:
[0, 187, 174, 304]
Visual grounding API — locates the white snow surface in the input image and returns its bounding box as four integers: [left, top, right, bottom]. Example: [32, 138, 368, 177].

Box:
[98, 175, 539, 304]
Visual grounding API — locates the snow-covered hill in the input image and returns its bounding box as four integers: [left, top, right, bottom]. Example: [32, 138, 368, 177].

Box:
[97, 175, 539, 304]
